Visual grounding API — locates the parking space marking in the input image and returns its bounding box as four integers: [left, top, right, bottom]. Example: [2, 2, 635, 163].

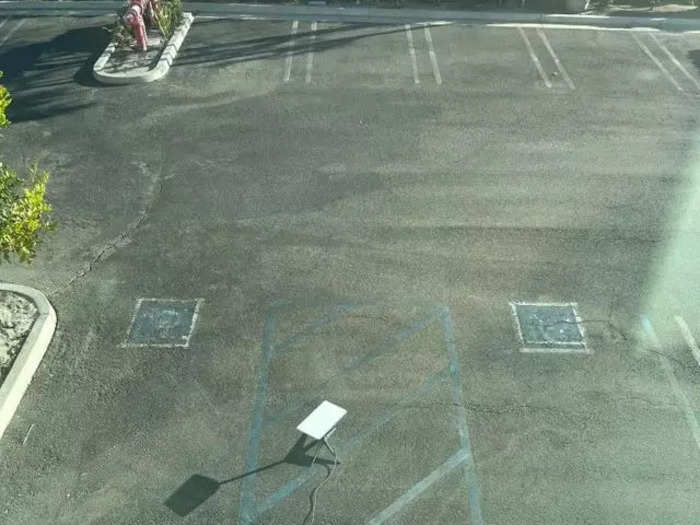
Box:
[442, 308, 484, 525]
[423, 24, 442, 85]
[0, 18, 7, 31]
[641, 316, 700, 454]
[490, 23, 659, 32]
[0, 18, 26, 48]
[240, 309, 277, 525]
[405, 24, 420, 84]
[510, 301, 590, 354]
[283, 20, 299, 83]
[650, 34, 700, 92]
[272, 302, 361, 357]
[242, 303, 482, 524]
[253, 367, 452, 521]
[632, 32, 684, 93]
[674, 316, 700, 369]
[518, 27, 551, 88]
[368, 449, 468, 525]
[120, 298, 204, 348]
[264, 306, 446, 425]
[305, 21, 317, 84]
[536, 27, 575, 90]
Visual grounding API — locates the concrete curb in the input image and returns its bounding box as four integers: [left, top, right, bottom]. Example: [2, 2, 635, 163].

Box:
[93, 12, 194, 84]
[0, 283, 56, 443]
[0, 1, 698, 30]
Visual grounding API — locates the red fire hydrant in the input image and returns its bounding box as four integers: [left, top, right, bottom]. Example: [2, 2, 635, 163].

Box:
[122, 0, 160, 52]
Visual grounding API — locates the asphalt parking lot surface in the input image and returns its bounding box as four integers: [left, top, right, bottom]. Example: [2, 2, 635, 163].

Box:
[0, 13, 699, 524]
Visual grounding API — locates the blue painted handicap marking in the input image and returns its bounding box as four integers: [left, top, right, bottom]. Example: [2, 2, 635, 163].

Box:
[239, 301, 483, 525]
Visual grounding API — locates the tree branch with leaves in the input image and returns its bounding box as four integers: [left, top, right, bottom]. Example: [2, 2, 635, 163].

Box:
[0, 71, 57, 264]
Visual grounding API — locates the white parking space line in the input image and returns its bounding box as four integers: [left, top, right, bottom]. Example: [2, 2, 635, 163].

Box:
[405, 24, 420, 85]
[641, 316, 700, 454]
[283, 20, 299, 83]
[674, 316, 700, 369]
[650, 34, 700, 92]
[305, 21, 317, 84]
[0, 18, 26, 48]
[632, 32, 684, 93]
[0, 18, 8, 31]
[423, 24, 442, 85]
[491, 22, 659, 32]
[536, 27, 575, 90]
[517, 27, 551, 88]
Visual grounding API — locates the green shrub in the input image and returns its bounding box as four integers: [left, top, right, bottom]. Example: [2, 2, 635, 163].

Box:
[0, 72, 57, 265]
[0, 72, 10, 129]
[154, 0, 184, 40]
[0, 161, 57, 264]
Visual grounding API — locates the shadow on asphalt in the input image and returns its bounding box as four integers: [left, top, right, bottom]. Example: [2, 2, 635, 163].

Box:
[0, 25, 112, 123]
[164, 433, 336, 517]
[173, 20, 436, 69]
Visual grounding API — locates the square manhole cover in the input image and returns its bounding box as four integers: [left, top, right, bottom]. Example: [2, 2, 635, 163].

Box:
[510, 302, 587, 353]
[122, 298, 203, 347]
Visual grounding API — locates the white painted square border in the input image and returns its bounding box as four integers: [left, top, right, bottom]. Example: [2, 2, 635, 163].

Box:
[509, 301, 591, 355]
[120, 297, 205, 348]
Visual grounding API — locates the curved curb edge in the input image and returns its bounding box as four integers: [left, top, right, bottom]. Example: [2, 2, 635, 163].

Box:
[93, 12, 194, 85]
[0, 283, 56, 443]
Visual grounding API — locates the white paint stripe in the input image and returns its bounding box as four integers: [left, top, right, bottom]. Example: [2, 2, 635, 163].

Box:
[674, 316, 700, 369]
[120, 298, 203, 348]
[632, 32, 684, 92]
[184, 298, 204, 348]
[520, 346, 590, 354]
[283, 20, 299, 83]
[488, 23, 660, 32]
[368, 449, 468, 525]
[405, 24, 419, 85]
[650, 34, 700, 92]
[641, 316, 700, 454]
[518, 27, 551, 88]
[536, 27, 575, 90]
[0, 18, 26, 48]
[305, 21, 317, 84]
[0, 18, 8, 31]
[21, 423, 34, 446]
[423, 24, 442, 85]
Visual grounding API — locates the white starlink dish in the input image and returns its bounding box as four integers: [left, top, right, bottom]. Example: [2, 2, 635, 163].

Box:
[297, 400, 347, 441]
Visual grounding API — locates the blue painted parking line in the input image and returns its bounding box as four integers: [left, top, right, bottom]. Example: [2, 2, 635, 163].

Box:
[442, 308, 484, 525]
[240, 302, 483, 524]
[239, 306, 277, 525]
[263, 305, 446, 425]
[253, 366, 452, 520]
[271, 302, 361, 357]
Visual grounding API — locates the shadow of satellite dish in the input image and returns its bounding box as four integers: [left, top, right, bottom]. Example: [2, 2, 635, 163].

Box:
[164, 433, 337, 516]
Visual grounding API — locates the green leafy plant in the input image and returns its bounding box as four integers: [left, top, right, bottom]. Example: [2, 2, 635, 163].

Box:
[0, 162, 57, 264]
[0, 72, 57, 265]
[154, 0, 184, 40]
[0, 72, 10, 129]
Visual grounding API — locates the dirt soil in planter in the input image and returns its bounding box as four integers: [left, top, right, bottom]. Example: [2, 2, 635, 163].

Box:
[0, 291, 38, 385]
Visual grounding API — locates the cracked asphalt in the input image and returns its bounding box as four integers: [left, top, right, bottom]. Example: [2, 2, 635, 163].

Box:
[1, 13, 700, 525]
